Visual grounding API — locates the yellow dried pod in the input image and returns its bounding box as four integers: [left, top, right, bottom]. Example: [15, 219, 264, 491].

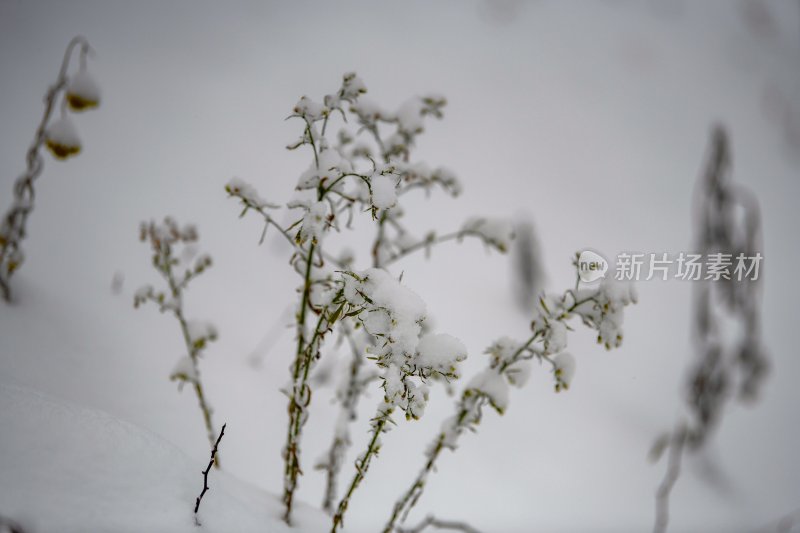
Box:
[45, 115, 82, 160]
[66, 65, 101, 111]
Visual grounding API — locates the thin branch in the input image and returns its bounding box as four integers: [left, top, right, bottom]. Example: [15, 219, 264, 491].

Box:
[194, 423, 227, 524]
[382, 230, 486, 267]
[331, 415, 389, 532]
[654, 425, 687, 533]
[398, 515, 483, 533]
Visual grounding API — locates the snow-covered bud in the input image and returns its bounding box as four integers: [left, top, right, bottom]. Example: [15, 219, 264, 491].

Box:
[552, 352, 576, 392]
[225, 178, 278, 209]
[293, 95, 327, 121]
[66, 64, 101, 111]
[420, 94, 447, 119]
[170, 356, 198, 390]
[298, 201, 329, 245]
[485, 337, 520, 367]
[339, 72, 367, 102]
[405, 381, 429, 420]
[467, 368, 510, 414]
[505, 359, 532, 388]
[45, 114, 82, 160]
[187, 320, 218, 350]
[544, 320, 567, 354]
[133, 284, 154, 308]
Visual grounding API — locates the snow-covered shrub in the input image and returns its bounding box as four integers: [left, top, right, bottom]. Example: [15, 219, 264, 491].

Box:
[227, 72, 514, 528]
[383, 278, 637, 532]
[134, 217, 222, 467]
[227, 72, 638, 532]
[0, 36, 100, 302]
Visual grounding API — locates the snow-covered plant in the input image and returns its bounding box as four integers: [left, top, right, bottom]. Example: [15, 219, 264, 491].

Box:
[226, 73, 511, 528]
[226, 72, 641, 531]
[0, 36, 100, 302]
[134, 217, 222, 467]
[651, 126, 768, 533]
[383, 276, 637, 532]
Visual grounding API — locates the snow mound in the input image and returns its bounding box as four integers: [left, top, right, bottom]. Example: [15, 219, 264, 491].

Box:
[0, 382, 327, 533]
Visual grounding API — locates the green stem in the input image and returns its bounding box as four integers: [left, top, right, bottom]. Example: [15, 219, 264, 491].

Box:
[332, 415, 389, 532]
[322, 323, 367, 513]
[165, 256, 219, 467]
[282, 241, 316, 523]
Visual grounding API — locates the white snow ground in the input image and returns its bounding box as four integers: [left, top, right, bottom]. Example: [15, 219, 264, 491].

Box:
[0, 382, 328, 533]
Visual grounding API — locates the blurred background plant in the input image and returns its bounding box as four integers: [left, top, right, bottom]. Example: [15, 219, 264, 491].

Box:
[651, 125, 769, 533]
[134, 217, 222, 466]
[0, 35, 99, 303]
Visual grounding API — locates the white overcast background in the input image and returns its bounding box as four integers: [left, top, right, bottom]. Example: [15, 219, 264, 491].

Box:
[1, 1, 799, 532]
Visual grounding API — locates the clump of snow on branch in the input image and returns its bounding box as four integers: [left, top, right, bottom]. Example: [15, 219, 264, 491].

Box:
[370, 174, 399, 210]
[66, 64, 101, 111]
[340, 268, 467, 421]
[45, 114, 82, 159]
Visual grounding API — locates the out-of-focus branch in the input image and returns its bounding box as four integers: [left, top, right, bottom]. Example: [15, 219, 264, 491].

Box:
[0, 36, 96, 302]
[0, 514, 28, 533]
[398, 515, 483, 533]
[651, 125, 769, 532]
[654, 425, 687, 533]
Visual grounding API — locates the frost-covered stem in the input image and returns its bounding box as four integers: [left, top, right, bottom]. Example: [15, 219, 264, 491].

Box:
[366, 123, 389, 163]
[384, 408, 466, 533]
[194, 422, 226, 522]
[331, 415, 389, 532]
[282, 240, 317, 523]
[284, 105, 346, 519]
[0, 36, 89, 302]
[384, 333, 539, 532]
[320, 172, 371, 197]
[382, 230, 482, 267]
[321, 323, 367, 513]
[372, 211, 389, 267]
[305, 119, 320, 168]
[164, 260, 220, 467]
[654, 425, 687, 533]
[321, 431, 348, 514]
[249, 202, 298, 247]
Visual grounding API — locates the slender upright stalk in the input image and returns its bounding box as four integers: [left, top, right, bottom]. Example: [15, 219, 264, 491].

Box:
[165, 262, 218, 463]
[321, 324, 370, 513]
[283, 241, 317, 523]
[331, 416, 389, 532]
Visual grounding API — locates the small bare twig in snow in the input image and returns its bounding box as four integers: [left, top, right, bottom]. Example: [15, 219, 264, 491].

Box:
[194, 423, 226, 524]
